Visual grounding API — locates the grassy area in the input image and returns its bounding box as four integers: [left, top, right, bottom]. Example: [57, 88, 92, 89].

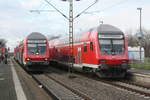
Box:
[130, 63, 150, 70]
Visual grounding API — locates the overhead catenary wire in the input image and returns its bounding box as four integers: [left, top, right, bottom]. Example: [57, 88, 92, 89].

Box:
[31, 0, 98, 20]
[30, 1, 49, 13]
[30, 10, 56, 14]
[39, 1, 49, 10]
[84, 0, 129, 14]
[44, 0, 69, 20]
[74, 0, 99, 19]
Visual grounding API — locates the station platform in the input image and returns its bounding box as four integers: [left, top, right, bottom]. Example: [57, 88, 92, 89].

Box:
[129, 68, 150, 75]
[0, 62, 17, 100]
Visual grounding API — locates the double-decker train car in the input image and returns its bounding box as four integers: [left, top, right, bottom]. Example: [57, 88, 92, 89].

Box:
[49, 24, 130, 78]
[14, 32, 50, 71]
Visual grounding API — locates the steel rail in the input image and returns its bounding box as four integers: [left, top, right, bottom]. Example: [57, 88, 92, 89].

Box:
[95, 79, 150, 98]
[45, 74, 92, 100]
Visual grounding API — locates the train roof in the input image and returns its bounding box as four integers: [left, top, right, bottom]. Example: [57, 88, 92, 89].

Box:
[97, 24, 123, 34]
[27, 32, 46, 40]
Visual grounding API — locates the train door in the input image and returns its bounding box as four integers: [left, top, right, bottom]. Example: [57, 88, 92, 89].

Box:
[77, 47, 82, 64]
[21, 48, 24, 65]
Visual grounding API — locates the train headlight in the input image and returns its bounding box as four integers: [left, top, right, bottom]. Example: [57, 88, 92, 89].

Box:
[122, 60, 128, 63]
[36, 52, 39, 55]
[27, 58, 30, 61]
[45, 58, 48, 61]
[100, 60, 106, 63]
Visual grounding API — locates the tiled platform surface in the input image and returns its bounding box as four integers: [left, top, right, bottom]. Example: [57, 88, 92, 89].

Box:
[0, 63, 17, 100]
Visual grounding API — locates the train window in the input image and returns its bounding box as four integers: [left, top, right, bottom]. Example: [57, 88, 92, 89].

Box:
[90, 42, 94, 51]
[28, 40, 46, 43]
[28, 43, 46, 55]
[100, 40, 111, 44]
[84, 43, 87, 52]
[99, 39, 124, 55]
[38, 44, 46, 46]
[113, 40, 124, 44]
[28, 44, 36, 47]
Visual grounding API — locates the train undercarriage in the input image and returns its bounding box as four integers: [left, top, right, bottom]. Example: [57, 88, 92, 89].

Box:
[95, 64, 130, 78]
[24, 61, 49, 72]
[51, 60, 130, 78]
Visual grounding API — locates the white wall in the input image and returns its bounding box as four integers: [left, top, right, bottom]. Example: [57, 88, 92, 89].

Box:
[128, 46, 145, 62]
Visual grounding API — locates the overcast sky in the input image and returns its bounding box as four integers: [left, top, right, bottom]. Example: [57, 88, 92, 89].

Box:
[0, 0, 149, 51]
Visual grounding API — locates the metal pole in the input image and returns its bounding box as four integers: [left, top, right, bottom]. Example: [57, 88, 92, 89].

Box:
[68, 0, 74, 78]
[43, 0, 98, 77]
[140, 9, 142, 34]
[137, 8, 142, 62]
[140, 9, 142, 62]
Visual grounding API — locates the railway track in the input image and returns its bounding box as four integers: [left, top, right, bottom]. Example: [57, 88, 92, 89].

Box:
[11, 58, 53, 100]
[127, 72, 150, 85]
[12, 59, 92, 100]
[96, 79, 150, 98]
[42, 70, 150, 100]
[46, 74, 92, 100]
[45, 65, 150, 99]
[12, 58, 150, 99]
[33, 71, 150, 99]
[32, 74, 92, 100]
[66, 65, 150, 98]
[47, 64, 150, 99]
[120, 80, 150, 90]
[46, 65, 150, 99]
[69, 68, 150, 98]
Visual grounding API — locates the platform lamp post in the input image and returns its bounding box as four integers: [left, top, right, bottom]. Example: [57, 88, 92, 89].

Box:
[137, 7, 143, 62]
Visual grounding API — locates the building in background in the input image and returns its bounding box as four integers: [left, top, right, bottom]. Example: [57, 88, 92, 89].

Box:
[128, 46, 145, 62]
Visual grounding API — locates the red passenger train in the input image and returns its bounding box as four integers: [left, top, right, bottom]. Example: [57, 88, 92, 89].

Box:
[14, 32, 50, 71]
[49, 24, 130, 78]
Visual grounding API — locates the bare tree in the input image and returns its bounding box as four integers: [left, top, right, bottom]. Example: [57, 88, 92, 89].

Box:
[140, 29, 150, 57]
[127, 34, 138, 47]
[126, 28, 150, 57]
[125, 29, 138, 47]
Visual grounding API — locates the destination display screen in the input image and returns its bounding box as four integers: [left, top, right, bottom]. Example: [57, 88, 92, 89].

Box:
[27, 40, 46, 43]
[99, 34, 123, 39]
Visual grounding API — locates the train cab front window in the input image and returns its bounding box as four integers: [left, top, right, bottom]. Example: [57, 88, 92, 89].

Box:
[99, 34, 125, 55]
[28, 42, 46, 55]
